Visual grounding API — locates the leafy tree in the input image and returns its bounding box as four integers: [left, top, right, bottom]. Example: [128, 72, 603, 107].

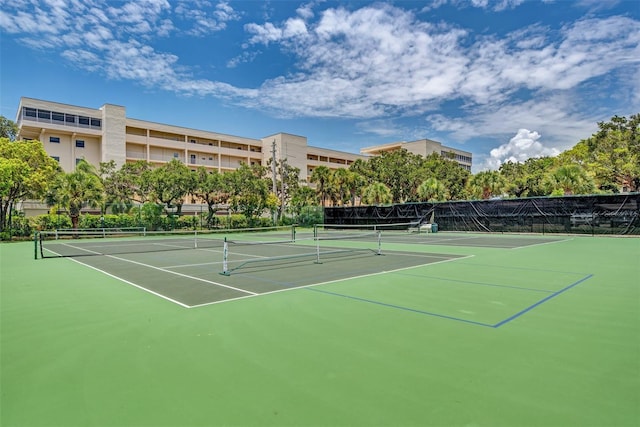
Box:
[588, 114, 639, 192]
[265, 192, 280, 223]
[99, 160, 153, 209]
[145, 159, 193, 216]
[191, 167, 230, 227]
[556, 114, 639, 192]
[48, 159, 104, 230]
[499, 157, 555, 198]
[270, 158, 301, 220]
[348, 159, 371, 184]
[227, 163, 270, 223]
[361, 182, 393, 205]
[366, 149, 426, 203]
[427, 154, 471, 200]
[0, 116, 18, 141]
[0, 138, 60, 233]
[99, 160, 135, 214]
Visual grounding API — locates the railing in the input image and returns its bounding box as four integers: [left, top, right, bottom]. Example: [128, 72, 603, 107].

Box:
[20, 109, 102, 130]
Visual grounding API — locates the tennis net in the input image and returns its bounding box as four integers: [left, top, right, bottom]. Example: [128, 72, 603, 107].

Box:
[35, 225, 295, 259]
[220, 230, 382, 275]
[313, 222, 420, 239]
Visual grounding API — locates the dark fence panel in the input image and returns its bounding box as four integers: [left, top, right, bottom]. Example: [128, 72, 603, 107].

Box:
[324, 194, 640, 235]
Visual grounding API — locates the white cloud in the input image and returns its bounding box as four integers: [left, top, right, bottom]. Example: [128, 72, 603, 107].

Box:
[241, 6, 639, 123]
[422, 0, 525, 12]
[246, 21, 284, 45]
[175, 0, 240, 36]
[244, 4, 470, 117]
[485, 129, 560, 170]
[1, 1, 639, 167]
[428, 94, 598, 143]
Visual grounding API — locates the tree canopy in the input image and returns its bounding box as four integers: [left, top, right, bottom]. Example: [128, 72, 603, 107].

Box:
[0, 116, 19, 141]
[47, 159, 104, 229]
[2, 113, 638, 235]
[0, 138, 59, 232]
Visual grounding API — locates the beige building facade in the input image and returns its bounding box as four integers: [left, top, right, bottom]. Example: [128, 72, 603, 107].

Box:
[15, 97, 472, 182]
[361, 138, 472, 171]
[15, 98, 367, 183]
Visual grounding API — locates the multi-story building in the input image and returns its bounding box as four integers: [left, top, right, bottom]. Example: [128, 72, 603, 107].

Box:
[14, 97, 472, 193]
[15, 97, 367, 183]
[360, 138, 472, 171]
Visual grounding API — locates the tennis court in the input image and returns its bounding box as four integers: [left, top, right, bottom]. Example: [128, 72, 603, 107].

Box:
[34, 226, 567, 314]
[2, 228, 638, 426]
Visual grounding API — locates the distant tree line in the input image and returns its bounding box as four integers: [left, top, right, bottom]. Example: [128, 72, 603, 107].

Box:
[0, 113, 638, 236]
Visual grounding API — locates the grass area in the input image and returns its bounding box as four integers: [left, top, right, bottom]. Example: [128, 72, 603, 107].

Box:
[1, 234, 639, 426]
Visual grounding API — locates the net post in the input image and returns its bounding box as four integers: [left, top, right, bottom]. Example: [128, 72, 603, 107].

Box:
[194, 229, 198, 249]
[376, 230, 382, 255]
[291, 225, 296, 242]
[315, 235, 322, 264]
[34, 232, 38, 260]
[220, 237, 230, 275]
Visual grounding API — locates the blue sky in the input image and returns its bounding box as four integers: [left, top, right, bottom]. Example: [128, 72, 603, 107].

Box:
[1, 0, 638, 172]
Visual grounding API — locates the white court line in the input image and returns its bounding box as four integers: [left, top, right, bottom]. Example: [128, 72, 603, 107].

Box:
[102, 254, 258, 295]
[46, 244, 259, 305]
[64, 257, 192, 308]
[511, 237, 572, 250]
[162, 260, 221, 268]
[47, 242, 471, 309]
[188, 254, 474, 308]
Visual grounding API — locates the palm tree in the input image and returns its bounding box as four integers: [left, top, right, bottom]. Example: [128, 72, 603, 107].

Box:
[466, 171, 505, 199]
[50, 160, 104, 230]
[545, 164, 595, 195]
[290, 186, 317, 217]
[361, 182, 393, 205]
[330, 168, 352, 206]
[417, 177, 447, 202]
[310, 166, 331, 207]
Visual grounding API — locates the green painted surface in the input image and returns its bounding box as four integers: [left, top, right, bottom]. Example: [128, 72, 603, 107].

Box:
[1, 234, 639, 426]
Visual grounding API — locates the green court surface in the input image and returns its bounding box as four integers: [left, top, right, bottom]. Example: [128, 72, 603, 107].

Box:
[1, 232, 639, 426]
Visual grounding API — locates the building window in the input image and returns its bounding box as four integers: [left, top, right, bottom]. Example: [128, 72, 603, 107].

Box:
[90, 118, 101, 127]
[75, 140, 85, 148]
[76, 158, 83, 165]
[51, 156, 60, 162]
[78, 116, 90, 126]
[52, 112, 64, 122]
[65, 114, 76, 124]
[173, 153, 179, 158]
[190, 154, 196, 163]
[38, 109, 51, 120]
[49, 136, 60, 143]
[24, 107, 37, 118]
